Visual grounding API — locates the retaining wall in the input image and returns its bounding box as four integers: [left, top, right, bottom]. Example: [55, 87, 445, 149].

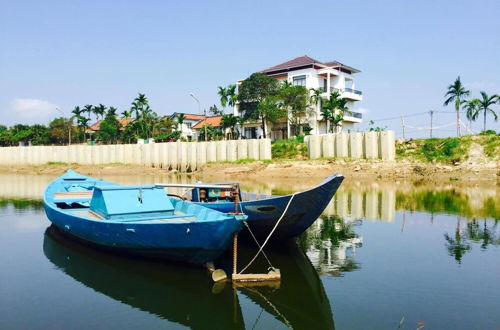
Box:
[0, 139, 272, 172]
[305, 131, 395, 160]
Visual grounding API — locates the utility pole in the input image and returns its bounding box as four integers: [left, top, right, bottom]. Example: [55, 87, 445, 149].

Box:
[189, 92, 206, 141]
[400, 116, 406, 141]
[429, 110, 434, 138]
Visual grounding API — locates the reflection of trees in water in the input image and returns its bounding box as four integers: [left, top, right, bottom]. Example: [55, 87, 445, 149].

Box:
[0, 198, 43, 210]
[397, 190, 499, 219]
[444, 217, 499, 264]
[300, 216, 362, 276]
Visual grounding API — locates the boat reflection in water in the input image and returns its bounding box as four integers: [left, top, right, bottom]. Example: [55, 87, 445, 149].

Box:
[43, 225, 337, 329]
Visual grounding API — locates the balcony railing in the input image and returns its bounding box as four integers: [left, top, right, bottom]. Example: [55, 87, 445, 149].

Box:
[344, 87, 363, 95]
[319, 87, 363, 95]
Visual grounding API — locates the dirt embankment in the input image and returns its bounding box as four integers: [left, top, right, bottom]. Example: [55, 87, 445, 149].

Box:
[1, 158, 497, 186]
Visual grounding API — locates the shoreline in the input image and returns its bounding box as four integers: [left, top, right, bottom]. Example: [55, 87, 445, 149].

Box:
[0, 159, 497, 187]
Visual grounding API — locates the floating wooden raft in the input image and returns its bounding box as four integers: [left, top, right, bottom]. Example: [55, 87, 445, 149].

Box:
[231, 233, 281, 283]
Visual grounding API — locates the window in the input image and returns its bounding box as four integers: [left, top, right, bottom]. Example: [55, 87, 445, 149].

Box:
[292, 75, 306, 87]
[186, 123, 192, 129]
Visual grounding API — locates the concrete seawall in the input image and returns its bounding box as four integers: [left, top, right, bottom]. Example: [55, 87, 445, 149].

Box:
[305, 131, 395, 160]
[0, 139, 272, 172]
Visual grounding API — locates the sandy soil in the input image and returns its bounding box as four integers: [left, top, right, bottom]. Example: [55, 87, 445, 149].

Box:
[0, 159, 497, 187]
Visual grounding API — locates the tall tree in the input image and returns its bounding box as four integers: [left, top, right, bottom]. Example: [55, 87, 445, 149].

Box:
[93, 104, 107, 121]
[238, 73, 281, 138]
[221, 114, 237, 139]
[444, 76, 470, 137]
[226, 84, 238, 112]
[217, 86, 228, 112]
[475, 91, 498, 132]
[83, 104, 94, 122]
[208, 105, 223, 116]
[320, 91, 351, 133]
[279, 85, 310, 136]
[98, 107, 120, 143]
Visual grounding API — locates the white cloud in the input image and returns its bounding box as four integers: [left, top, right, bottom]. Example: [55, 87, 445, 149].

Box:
[8, 98, 60, 124]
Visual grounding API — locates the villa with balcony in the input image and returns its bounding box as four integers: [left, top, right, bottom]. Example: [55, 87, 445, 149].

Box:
[234, 55, 363, 140]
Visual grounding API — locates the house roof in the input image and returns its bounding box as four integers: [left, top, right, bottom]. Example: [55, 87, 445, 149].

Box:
[192, 116, 222, 129]
[168, 112, 206, 121]
[261, 55, 360, 74]
[90, 118, 134, 131]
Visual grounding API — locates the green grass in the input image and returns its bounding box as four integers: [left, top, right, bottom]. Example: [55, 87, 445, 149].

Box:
[483, 135, 500, 157]
[271, 137, 307, 159]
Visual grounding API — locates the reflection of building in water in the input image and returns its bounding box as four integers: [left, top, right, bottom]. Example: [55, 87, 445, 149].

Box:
[322, 188, 396, 221]
[303, 217, 363, 276]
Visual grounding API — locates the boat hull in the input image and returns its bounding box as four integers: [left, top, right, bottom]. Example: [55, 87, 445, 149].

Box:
[198, 174, 344, 241]
[44, 204, 241, 264]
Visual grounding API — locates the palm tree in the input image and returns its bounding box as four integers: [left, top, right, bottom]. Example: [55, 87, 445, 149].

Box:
[121, 110, 132, 118]
[236, 116, 246, 139]
[475, 91, 498, 132]
[217, 86, 228, 112]
[444, 76, 470, 137]
[463, 99, 481, 132]
[175, 113, 185, 131]
[71, 106, 84, 142]
[93, 104, 106, 120]
[83, 104, 93, 121]
[221, 114, 237, 139]
[226, 84, 238, 111]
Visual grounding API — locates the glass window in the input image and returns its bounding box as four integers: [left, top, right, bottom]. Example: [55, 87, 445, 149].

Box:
[293, 75, 306, 86]
[186, 123, 192, 129]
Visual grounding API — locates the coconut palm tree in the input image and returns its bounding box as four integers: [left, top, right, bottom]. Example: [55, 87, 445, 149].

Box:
[227, 84, 238, 111]
[444, 76, 470, 137]
[475, 91, 499, 132]
[217, 86, 228, 112]
[175, 113, 185, 132]
[463, 99, 481, 132]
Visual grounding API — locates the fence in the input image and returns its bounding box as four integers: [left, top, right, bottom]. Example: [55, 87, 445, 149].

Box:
[0, 139, 272, 172]
[305, 131, 395, 160]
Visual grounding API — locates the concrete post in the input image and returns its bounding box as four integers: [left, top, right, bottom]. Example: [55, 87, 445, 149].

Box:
[335, 133, 349, 158]
[187, 142, 197, 172]
[178, 142, 187, 172]
[216, 141, 227, 162]
[160, 143, 169, 169]
[207, 141, 217, 163]
[322, 134, 335, 158]
[237, 140, 248, 160]
[379, 130, 395, 161]
[365, 191, 379, 220]
[227, 140, 237, 162]
[349, 132, 364, 159]
[351, 191, 363, 219]
[259, 139, 272, 160]
[364, 131, 379, 159]
[169, 142, 178, 170]
[197, 142, 207, 167]
[247, 139, 260, 160]
[308, 135, 322, 159]
[381, 188, 396, 221]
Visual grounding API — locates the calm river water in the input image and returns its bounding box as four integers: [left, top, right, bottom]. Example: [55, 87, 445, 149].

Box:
[0, 174, 499, 330]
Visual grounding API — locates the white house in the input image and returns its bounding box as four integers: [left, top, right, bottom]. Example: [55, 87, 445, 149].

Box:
[234, 55, 363, 140]
[168, 113, 206, 141]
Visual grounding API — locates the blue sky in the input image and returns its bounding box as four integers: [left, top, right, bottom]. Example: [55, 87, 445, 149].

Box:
[1, 0, 499, 137]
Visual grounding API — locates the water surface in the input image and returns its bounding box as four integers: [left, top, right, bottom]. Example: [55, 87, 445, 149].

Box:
[0, 174, 498, 329]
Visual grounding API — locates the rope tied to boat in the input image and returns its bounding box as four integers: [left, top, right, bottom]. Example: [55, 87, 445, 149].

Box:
[238, 193, 297, 274]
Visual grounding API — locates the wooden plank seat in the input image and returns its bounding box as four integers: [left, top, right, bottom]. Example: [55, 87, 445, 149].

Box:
[74, 210, 103, 220]
[54, 191, 93, 200]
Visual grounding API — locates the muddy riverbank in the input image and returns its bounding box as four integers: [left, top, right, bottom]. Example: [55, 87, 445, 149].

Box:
[0, 158, 497, 187]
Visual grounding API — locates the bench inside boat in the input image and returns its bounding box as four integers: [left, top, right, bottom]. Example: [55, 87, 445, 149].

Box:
[57, 185, 223, 223]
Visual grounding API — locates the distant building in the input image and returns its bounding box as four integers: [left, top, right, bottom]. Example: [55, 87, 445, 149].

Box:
[168, 113, 223, 140]
[234, 55, 363, 140]
[89, 118, 134, 132]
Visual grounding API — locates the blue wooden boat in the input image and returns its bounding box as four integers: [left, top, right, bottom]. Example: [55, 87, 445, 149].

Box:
[187, 174, 344, 241]
[43, 170, 245, 264]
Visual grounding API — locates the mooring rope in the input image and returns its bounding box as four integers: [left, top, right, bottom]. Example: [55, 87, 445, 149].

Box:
[242, 220, 274, 269]
[238, 193, 297, 274]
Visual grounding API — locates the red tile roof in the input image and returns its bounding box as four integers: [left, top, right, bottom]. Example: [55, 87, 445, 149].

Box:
[168, 113, 207, 121]
[192, 116, 222, 129]
[90, 118, 134, 131]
